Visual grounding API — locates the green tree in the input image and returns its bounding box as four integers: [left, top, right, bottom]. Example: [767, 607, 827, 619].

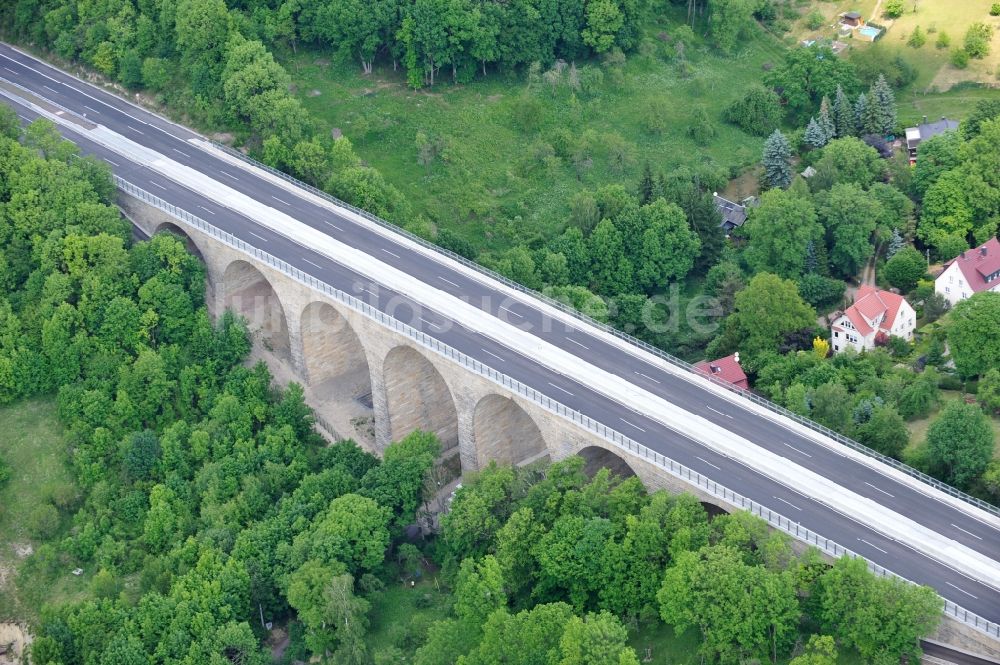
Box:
[588, 219, 634, 296]
[455, 555, 508, 625]
[789, 635, 837, 665]
[723, 85, 782, 136]
[635, 200, 700, 292]
[864, 74, 896, 136]
[854, 405, 909, 458]
[964, 22, 993, 58]
[883, 246, 925, 292]
[948, 292, 1000, 378]
[832, 85, 854, 138]
[977, 368, 1000, 414]
[766, 46, 858, 122]
[714, 273, 817, 364]
[744, 190, 822, 278]
[884, 0, 905, 17]
[926, 400, 994, 488]
[811, 381, 851, 432]
[582, 0, 624, 53]
[558, 611, 640, 665]
[460, 603, 574, 665]
[811, 137, 885, 190]
[762, 129, 792, 189]
[658, 546, 799, 663]
[805, 118, 829, 149]
[819, 183, 879, 277]
[708, 0, 759, 53]
[907, 25, 926, 48]
[291, 493, 391, 574]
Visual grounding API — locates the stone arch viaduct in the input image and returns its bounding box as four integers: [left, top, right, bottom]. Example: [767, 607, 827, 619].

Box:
[124, 195, 717, 504]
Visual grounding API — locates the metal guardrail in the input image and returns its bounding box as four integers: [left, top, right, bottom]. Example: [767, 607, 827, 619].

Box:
[117, 176, 999, 639]
[206, 139, 1000, 519]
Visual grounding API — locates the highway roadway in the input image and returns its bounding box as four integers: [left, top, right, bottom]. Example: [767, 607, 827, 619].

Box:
[2, 42, 999, 624]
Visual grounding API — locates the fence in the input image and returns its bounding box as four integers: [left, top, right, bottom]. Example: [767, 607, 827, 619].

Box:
[116, 176, 999, 640]
[206, 139, 1000, 520]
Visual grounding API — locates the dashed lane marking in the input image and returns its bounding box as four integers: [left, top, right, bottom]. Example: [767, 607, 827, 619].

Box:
[858, 538, 888, 554]
[380, 248, 400, 259]
[864, 481, 895, 498]
[438, 275, 460, 288]
[774, 496, 802, 511]
[482, 348, 505, 363]
[547, 382, 575, 397]
[635, 371, 661, 384]
[248, 231, 268, 242]
[695, 456, 721, 471]
[783, 442, 812, 458]
[566, 338, 589, 350]
[620, 418, 646, 433]
[951, 523, 983, 541]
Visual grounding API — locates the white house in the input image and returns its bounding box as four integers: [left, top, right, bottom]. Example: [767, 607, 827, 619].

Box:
[830, 286, 916, 353]
[934, 237, 1000, 306]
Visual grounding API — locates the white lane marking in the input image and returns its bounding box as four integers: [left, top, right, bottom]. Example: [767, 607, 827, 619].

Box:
[482, 348, 505, 363]
[197, 205, 215, 215]
[42, 84, 58, 93]
[420, 316, 442, 330]
[105, 158, 119, 166]
[858, 538, 888, 554]
[707, 406, 732, 419]
[696, 456, 721, 471]
[0, 54, 61, 83]
[380, 248, 400, 259]
[3, 67, 16, 74]
[150, 181, 167, 190]
[547, 382, 575, 397]
[951, 523, 983, 541]
[248, 231, 268, 242]
[774, 496, 802, 511]
[361, 287, 379, 297]
[863, 481, 895, 498]
[945, 581, 979, 599]
[220, 170, 239, 180]
[499, 305, 523, 319]
[620, 418, 646, 433]
[83, 105, 99, 114]
[324, 221, 344, 231]
[128, 125, 144, 134]
[438, 275, 460, 288]
[17, 114, 29, 122]
[635, 371, 661, 384]
[566, 338, 589, 350]
[172, 148, 190, 158]
[302, 258, 323, 270]
[271, 195, 290, 206]
[783, 441, 812, 458]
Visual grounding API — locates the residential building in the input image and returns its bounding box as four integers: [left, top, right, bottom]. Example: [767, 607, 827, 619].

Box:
[694, 353, 749, 390]
[935, 237, 1000, 306]
[713, 193, 749, 234]
[830, 286, 916, 353]
[905, 116, 959, 164]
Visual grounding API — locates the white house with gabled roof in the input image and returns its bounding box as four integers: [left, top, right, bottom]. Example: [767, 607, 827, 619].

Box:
[830, 285, 916, 353]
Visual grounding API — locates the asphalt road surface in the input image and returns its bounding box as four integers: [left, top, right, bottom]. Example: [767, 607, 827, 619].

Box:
[2, 42, 998, 624]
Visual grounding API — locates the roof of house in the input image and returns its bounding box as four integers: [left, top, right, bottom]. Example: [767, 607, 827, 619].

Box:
[907, 117, 959, 143]
[836, 285, 908, 337]
[843, 11, 862, 19]
[941, 237, 1000, 294]
[694, 353, 749, 389]
[713, 194, 747, 229]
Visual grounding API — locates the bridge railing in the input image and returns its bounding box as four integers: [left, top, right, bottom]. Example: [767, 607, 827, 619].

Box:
[116, 176, 999, 640]
[205, 139, 1000, 520]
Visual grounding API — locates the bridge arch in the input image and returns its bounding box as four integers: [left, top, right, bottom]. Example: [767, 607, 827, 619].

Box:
[473, 394, 547, 468]
[222, 259, 290, 358]
[382, 345, 459, 452]
[152, 221, 207, 264]
[300, 301, 372, 399]
[577, 445, 638, 480]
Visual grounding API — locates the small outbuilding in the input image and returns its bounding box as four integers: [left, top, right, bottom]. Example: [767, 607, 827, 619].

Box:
[840, 11, 864, 28]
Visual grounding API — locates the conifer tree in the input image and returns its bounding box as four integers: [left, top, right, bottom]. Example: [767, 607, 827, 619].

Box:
[805, 118, 828, 149]
[762, 129, 792, 189]
[867, 74, 897, 136]
[853, 92, 869, 135]
[818, 95, 835, 141]
[832, 85, 854, 138]
[638, 162, 654, 204]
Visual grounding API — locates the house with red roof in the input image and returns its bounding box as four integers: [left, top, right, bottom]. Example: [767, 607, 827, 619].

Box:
[694, 352, 749, 390]
[934, 237, 1000, 306]
[830, 286, 916, 354]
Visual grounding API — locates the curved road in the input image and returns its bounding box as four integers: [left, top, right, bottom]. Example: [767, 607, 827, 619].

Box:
[1, 42, 999, 625]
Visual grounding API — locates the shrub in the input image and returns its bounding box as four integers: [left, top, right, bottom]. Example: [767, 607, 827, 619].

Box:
[805, 10, 825, 30]
[907, 26, 926, 48]
[0, 454, 9, 488]
[884, 0, 905, 18]
[723, 85, 782, 136]
[964, 22, 993, 59]
[951, 48, 970, 69]
[935, 31, 951, 49]
[28, 503, 60, 539]
[991, 3, 1000, 16]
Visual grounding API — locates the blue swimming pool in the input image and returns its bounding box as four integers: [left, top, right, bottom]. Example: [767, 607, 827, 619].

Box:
[859, 25, 881, 39]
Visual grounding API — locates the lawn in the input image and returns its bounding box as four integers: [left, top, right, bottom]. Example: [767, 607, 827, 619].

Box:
[628, 621, 868, 664]
[364, 575, 453, 658]
[0, 397, 85, 623]
[904, 389, 1000, 458]
[281, 8, 787, 254]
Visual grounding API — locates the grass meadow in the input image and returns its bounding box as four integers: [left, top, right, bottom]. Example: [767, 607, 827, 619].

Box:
[284, 8, 786, 253]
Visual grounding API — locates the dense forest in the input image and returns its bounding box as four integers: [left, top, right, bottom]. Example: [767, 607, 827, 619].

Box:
[0, 113, 947, 664]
